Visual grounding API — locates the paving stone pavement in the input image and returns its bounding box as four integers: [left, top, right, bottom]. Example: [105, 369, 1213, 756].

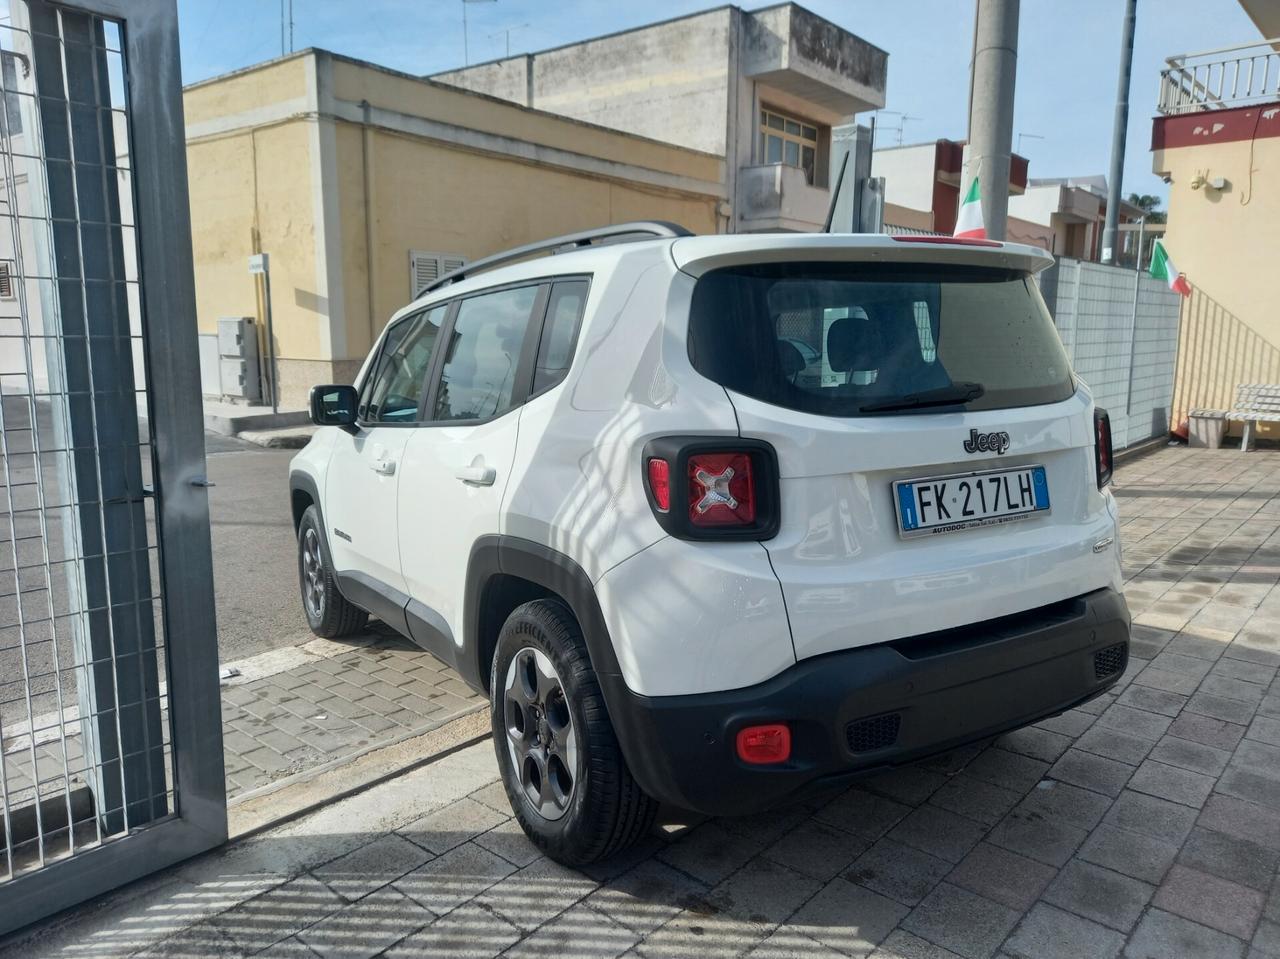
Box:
[3, 627, 486, 805]
[6, 446, 1280, 959]
[219, 630, 485, 798]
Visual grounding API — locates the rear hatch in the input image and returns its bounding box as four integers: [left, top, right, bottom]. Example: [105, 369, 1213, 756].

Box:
[679, 239, 1115, 663]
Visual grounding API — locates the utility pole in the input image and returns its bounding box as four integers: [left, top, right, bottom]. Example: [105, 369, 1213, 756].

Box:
[1101, 0, 1138, 265]
[966, 0, 1020, 241]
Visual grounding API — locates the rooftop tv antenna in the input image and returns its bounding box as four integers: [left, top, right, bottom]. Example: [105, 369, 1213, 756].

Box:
[462, 0, 498, 65]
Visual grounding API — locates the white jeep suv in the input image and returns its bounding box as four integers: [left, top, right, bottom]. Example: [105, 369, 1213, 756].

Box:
[290, 223, 1129, 865]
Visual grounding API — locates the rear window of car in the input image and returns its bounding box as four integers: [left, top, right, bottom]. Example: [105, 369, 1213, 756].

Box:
[688, 262, 1074, 416]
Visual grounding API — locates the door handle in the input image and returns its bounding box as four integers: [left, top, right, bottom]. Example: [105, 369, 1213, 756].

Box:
[455, 465, 496, 486]
[371, 459, 396, 476]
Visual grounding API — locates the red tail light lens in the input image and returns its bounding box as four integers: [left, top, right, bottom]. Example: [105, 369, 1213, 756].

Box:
[688, 452, 755, 526]
[736, 724, 791, 764]
[646, 457, 671, 511]
[641, 437, 779, 541]
[1094, 408, 1113, 488]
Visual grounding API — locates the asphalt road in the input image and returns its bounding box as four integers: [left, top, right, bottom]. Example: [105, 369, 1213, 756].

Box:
[205, 436, 312, 662]
[1, 433, 307, 728]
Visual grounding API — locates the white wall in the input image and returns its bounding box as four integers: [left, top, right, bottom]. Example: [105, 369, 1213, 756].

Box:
[1039, 258, 1182, 448]
[871, 144, 938, 213]
[1008, 183, 1064, 227]
[435, 9, 734, 156]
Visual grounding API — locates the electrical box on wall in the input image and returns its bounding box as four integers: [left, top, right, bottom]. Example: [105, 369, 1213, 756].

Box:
[216, 316, 261, 403]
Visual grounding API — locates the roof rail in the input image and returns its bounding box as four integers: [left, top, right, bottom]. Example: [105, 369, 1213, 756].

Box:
[423, 221, 693, 294]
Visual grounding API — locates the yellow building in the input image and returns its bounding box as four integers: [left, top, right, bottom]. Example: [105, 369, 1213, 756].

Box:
[184, 50, 725, 406]
[1151, 12, 1280, 432]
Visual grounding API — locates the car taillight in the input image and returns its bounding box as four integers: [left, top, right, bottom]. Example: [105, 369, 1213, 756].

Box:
[736, 724, 791, 764]
[646, 457, 670, 511]
[641, 437, 779, 541]
[688, 452, 755, 526]
[1094, 408, 1113, 488]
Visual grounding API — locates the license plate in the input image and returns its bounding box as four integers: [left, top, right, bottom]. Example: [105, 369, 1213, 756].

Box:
[894, 465, 1050, 538]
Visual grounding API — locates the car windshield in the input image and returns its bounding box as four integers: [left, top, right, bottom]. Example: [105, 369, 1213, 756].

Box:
[688, 262, 1075, 416]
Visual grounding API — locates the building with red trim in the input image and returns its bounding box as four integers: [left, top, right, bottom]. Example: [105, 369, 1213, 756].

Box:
[871, 140, 1137, 257]
[1151, 3, 1280, 431]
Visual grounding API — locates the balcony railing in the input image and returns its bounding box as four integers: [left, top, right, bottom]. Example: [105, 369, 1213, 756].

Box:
[1157, 39, 1280, 115]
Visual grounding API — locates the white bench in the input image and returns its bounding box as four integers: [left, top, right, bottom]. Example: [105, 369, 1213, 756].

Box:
[1226, 384, 1280, 451]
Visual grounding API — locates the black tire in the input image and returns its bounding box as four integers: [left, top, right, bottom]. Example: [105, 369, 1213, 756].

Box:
[297, 505, 367, 639]
[490, 598, 657, 865]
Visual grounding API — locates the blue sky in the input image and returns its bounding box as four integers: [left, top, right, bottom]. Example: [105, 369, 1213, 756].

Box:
[176, 0, 1263, 204]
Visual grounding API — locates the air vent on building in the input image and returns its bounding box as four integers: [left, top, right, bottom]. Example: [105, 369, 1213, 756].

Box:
[0, 260, 13, 300]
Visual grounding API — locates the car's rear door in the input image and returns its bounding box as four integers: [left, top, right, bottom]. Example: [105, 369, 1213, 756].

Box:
[686, 257, 1119, 663]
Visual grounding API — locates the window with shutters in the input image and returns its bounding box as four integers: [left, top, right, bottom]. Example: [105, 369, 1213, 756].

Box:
[0, 260, 13, 300]
[409, 250, 467, 298]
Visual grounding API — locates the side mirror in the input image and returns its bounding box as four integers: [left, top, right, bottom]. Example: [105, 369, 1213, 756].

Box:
[309, 384, 358, 428]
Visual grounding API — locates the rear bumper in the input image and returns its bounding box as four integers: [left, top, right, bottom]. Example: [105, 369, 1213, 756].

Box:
[601, 587, 1130, 816]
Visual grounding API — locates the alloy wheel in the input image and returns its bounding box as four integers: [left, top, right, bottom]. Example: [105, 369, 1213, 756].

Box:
[301, 527, 326, 619]
[503, 646, 579, 821]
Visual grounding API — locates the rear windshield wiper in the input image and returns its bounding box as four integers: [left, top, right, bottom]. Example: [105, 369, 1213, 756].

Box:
[859, 382, 985, 413]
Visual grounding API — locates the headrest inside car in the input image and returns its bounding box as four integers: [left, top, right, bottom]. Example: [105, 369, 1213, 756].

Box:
[776, 340, 806, 377]
[827, 317, 883, 372]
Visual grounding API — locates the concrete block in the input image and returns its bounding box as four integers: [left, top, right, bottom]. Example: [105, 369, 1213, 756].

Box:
[846, 837, 952, 907]
[1129, 759, 1216, 807]
[762, 818, 869, 881]
[1004, 903, 1124, 959]
[788, 878, 909, 956]
[900, 882, 1020, 959]
[297, 886, 433, 959]
[1078, 822, 1179, 884]
[1153, 864, 1264, 939]
[1042, 859, 1154, 932]
[946, 842, 1056, 912]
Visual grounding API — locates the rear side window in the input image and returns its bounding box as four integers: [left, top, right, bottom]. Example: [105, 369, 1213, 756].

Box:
[532, 280, 588, 393]
[688, 263, 1073, 416]
[360, 306, 445, 423]
[433, 285, 539, 422]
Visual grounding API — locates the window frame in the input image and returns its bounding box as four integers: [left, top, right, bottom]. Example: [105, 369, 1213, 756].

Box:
[528, 276, 592, 401]
[354, 272, 593, 432]
[355, 305, 447, 428]
[759, 106, 821, 185]
[420, 279, 551, 428]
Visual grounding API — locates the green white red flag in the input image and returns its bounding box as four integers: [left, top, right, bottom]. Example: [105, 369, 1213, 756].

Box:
[954, 177, 985, 239]
[1149, 239, 1191, 297]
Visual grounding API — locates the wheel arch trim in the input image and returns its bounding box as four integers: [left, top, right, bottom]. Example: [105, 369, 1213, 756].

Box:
[462, 536, 626, 694]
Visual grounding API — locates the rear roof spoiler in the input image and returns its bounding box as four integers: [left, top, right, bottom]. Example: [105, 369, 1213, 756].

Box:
[670, 234, 1055, 277]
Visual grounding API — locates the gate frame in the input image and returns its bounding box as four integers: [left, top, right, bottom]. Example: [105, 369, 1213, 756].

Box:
[0, 0, 226, 935]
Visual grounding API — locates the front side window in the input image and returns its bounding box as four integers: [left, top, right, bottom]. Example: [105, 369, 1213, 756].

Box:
[689, 263, 1074, 416]
[433, 285, 538, 422]
[359, 305, 445, 423]
[760, 108, 820, 184]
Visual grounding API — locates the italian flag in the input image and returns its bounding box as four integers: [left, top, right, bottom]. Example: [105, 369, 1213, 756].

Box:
[954, 177, 985, 239]
[1150, 239, 1191, 296]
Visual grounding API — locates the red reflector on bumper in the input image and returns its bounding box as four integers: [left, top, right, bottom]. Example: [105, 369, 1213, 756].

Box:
[735, 724, 791, 764]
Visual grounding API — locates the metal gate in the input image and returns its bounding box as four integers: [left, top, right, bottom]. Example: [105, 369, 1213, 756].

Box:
[0, 0, 224, 935]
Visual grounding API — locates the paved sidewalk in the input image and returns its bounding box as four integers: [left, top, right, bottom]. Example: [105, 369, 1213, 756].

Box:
[5, 446, 1280, 959]
[3, 628, 485, 808]
[218, 630, 483, 799]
